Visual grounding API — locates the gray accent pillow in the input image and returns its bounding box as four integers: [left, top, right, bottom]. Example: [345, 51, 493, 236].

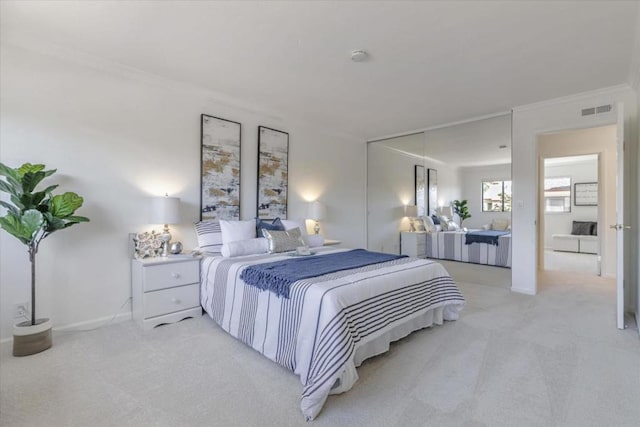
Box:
[571, 221, 594, 236]
[262, 228, 306, 253]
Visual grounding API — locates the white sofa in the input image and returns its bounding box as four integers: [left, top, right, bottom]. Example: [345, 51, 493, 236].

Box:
[551, 234, 598, 254]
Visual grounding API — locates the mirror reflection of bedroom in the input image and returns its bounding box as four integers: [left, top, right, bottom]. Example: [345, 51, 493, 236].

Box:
[367, 114, 512, 288]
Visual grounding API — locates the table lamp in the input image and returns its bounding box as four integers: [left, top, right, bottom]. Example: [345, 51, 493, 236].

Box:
[150, 194, 180, 257]
[405, 205, 418, 232]
[308, 201, 326, 235]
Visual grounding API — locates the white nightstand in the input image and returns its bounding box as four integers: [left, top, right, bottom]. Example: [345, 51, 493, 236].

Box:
[400, 231, 427, 257]
[131, 256, 201, 330]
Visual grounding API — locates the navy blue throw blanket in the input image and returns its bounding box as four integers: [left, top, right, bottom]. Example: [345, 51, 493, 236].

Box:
[240, 249, 406, 298]
[465, 230, 510, 246]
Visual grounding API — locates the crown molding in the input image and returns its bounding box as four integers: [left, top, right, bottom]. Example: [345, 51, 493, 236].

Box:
[0, 37, 364, 143]
[367, 110, 511, 143]
[511, 84, 634, 114]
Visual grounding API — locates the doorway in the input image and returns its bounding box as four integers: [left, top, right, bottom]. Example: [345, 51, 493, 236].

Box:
[541, 154, 600, 276]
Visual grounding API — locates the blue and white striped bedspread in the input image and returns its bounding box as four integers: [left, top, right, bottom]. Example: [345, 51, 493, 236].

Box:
[200, 247, 464, 420]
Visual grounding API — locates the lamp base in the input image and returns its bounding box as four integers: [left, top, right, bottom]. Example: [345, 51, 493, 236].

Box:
[314, 221, 320, 235]
[161, 226, 172, 257]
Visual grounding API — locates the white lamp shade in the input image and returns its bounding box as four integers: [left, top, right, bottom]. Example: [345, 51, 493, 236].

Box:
[404, 205, 418, 217]
[150, 196, 180, 224]
[308, 201, 326, 221]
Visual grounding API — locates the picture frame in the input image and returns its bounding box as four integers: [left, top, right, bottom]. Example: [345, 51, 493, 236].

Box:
[574, 182, 598, 206]
[257, 126, 289, 219]
[415, 165, 426, 217]
[427, 168, 438, 215]
[200, 114, 242, 221]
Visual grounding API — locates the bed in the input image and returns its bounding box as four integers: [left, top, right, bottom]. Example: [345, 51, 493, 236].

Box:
[425, 230, 512, 268]
[199, 247, 464, 420]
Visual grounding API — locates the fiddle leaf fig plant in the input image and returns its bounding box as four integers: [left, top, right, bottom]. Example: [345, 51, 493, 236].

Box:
[452, 199, 471, 227]
[0, 162, 89, 326]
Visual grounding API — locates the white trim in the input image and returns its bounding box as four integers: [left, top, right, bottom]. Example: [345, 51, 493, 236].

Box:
[52, 311, 133, 332]
[367, 111, 511, 143]
[512, 84, 632, 113]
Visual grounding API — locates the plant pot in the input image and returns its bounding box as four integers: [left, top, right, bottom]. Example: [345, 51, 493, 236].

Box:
[13, 318, 52, 357]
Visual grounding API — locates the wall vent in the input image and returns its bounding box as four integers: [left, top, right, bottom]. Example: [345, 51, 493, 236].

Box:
[581, 104, 612, 117]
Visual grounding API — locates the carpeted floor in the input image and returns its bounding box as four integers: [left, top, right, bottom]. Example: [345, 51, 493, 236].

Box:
[1, 268, 638, 426]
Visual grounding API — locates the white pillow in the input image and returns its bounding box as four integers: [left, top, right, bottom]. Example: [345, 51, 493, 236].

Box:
[281, 219, 308, 236]
[221, 238, 268, 257]
[306, 234, 325, 248]
[482, 223, 491, 230]
[220, 219, 256, 244]
[194, 221, 223, 253]
[491, 219, 509, 231]
[422, 215, 435, 232]
[447, 220, 460, 231]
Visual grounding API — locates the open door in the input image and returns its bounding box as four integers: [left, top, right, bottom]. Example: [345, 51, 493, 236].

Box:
[614, 102, 626, 330]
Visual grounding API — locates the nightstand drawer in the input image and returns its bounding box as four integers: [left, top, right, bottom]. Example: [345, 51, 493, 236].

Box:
[144, 284, 200, 319]
[143, 261, 199, 291]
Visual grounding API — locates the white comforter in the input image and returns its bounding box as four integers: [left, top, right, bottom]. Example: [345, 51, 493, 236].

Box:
[200, 247, 464, 420]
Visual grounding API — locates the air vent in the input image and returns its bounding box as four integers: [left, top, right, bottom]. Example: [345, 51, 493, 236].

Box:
[581, 104, 612, 117]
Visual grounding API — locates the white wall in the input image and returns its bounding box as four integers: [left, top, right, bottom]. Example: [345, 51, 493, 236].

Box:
[542, 159, 600, 250]
[460, 163, 511, 229]
[0, 44, 366, 340]
[367, 135, 460, 254]
[511, 85, 637, 306]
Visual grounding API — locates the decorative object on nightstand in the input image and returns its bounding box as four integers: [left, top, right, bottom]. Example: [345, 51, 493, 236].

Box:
[400, 231, 427, 257]
[131, 256, 201, 330]
[0, 162, 90, 357]
[169, 241, 183, 254]
[404, 205, 418, 232]
[308, 201, 326, 235]
[150, 194, 180, 257]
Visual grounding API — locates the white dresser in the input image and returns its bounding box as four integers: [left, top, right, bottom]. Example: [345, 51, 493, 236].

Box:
[131, 256, 201, 330]
[400, 231, 427, 257]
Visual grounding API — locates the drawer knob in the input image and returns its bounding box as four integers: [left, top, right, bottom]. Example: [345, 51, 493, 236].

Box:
[171, 298, 181, 304]
[171, 272, 181, 279]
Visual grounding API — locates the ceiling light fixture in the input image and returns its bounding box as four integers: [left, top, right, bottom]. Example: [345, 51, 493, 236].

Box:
[351, 49, 368, 62]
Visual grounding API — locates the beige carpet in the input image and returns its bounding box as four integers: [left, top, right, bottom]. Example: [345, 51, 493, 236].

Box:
[1, 270, 638, 426]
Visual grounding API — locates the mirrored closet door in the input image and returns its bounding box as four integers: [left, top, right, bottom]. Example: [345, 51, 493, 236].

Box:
[366, 114, 513, 288]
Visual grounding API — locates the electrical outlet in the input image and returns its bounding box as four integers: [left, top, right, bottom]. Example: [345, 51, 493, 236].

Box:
[13, 302, 29, 320]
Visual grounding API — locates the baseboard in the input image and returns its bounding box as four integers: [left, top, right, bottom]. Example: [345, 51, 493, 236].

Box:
[0, 311, 133, 344]
[511, 286, 536, 295]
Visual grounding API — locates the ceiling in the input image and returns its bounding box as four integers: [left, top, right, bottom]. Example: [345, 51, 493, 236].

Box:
[1, 1, 639, 140]
[377, 114, 512, 167]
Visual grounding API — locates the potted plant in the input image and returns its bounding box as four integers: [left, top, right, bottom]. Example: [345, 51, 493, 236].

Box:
[453, 199, 471, 229]
[0, 163, 89, 356]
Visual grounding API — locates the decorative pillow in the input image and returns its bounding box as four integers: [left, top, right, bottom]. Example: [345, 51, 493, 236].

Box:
[221, 238, 268, 258]
[413, 217, 426, 232]
[571, 221, 595, 236]
[256, 217, 285, 237]
[262, 228, 306, 253]
[491, 219, 509, 231]
[481, 224, 491, 230]
[431, 215, 441, 225]
[422, 215, 435, 232]
[434, 224, 442, 232]
[446, 220, 460, 231]
[281, 219, 308, 236]
[195, 221, 223, 253]
[590, 222, 597, 236]
[220, 219, 256, 244]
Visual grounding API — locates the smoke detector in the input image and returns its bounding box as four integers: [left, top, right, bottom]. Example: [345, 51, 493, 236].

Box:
[351, 50, 368, 62]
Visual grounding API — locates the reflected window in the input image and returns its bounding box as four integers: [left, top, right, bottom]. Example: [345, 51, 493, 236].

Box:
[544, 177, 571, 213]
[482, 180, 511, 212]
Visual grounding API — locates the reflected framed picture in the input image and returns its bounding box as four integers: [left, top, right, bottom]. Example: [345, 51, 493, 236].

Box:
[415, 165, 426, 217]
[200, 114, 241, 221]
[574, 182, 598, 206]
[427, 168, 438, 215]
[257, 126, 289, 219]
